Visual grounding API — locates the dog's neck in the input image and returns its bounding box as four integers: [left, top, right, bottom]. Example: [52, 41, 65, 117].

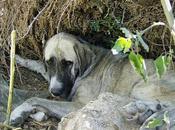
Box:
[82, 44, 108, 75]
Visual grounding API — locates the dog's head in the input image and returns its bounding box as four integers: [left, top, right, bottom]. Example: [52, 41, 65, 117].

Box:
[44, 33, 95, 98]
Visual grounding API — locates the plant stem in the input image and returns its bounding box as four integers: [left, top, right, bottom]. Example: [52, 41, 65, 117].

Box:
[140, 22, 165, 35]
[4, 30, 16, 129]
[161, 0, 175, 44]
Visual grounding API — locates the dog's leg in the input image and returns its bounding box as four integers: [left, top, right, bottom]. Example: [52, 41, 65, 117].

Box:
[15, 55, 49, 81]
[10, 97, 82, 126]
[122, 100, 166, 124]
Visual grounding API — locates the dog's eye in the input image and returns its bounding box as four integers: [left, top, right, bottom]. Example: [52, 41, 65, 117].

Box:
[61, 59, 72, 66]
[46, 57, 55, 66]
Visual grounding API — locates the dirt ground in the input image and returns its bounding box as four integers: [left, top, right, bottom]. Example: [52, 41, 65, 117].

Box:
[14, 67, 48, 91]
[20, 118, 58, 130]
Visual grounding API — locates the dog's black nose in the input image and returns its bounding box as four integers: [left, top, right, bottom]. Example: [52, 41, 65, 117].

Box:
[50, 88, 63, 96]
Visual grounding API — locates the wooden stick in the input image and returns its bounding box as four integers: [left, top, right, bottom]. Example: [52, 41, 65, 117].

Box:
[4, 30, 16, 129]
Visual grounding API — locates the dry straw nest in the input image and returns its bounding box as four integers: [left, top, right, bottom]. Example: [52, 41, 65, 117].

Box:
[0, 0, 174, 67]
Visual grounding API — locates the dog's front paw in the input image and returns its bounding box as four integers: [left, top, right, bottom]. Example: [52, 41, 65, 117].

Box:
[10, 102, 35, 126]
[123, 100, 162, 124]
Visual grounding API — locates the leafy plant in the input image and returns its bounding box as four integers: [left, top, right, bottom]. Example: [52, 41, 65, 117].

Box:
[112, 0, 175, 81]
[163, 111, 170, 125]
[154, 51, 173, 78]
[90, 21, 101, 32]
[112, 22, 173, 81]
[146, 118, 163, 128]
[146, 111, 170, 129]
[129, 52, 147, 81]
[89, 15, 121, 35]
[112, 37, 132, 53]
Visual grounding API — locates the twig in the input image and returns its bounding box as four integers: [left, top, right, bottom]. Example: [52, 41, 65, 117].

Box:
[15, 63, 23, 84]
[18, 2, 50, 40]
[121, 8, 126, 24]
[4, 30, 16, 129]
[0, 123, 21, 130]
[161, 27, 168, 52]
[140, 22, 165, 35]
[56, 0, 73, 33]
[145, 37, 169, 47]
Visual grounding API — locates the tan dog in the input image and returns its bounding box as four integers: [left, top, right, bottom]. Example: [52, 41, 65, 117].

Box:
[10, 33, 175, 129]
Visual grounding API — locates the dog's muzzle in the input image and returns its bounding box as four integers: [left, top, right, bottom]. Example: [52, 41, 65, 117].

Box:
[49, 76, 63, 96]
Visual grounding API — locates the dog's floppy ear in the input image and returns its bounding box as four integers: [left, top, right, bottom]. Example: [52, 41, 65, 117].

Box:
[73, 43, 96, 76]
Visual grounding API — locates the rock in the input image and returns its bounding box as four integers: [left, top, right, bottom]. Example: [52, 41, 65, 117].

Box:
[57, 93, 175, 130]
[57, 93, 140, 130]
[30, 111, 48, 122]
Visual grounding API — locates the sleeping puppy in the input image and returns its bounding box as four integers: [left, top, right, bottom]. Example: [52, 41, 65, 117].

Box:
[10, 32, 175, 129]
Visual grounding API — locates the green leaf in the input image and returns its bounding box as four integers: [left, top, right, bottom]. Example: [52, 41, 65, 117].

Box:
[163, 111, 170, 125]
[112, 43, 123, 53]
[136, 31, 149, 52]
[146, 118, 163, 128]
[165, 55, 172, 67]
[90, 21, 100, 32]
[129, 52, 147, 81]
[154, 56, 167, 78]
[112, 37, 132, 53]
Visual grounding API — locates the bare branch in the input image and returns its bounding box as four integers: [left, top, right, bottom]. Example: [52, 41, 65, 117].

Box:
[56, 0, 74, 33]
[18, 2, 50, 40]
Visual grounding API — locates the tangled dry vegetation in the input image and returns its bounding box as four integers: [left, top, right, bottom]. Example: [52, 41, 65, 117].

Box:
[0, 0, 174, 78]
